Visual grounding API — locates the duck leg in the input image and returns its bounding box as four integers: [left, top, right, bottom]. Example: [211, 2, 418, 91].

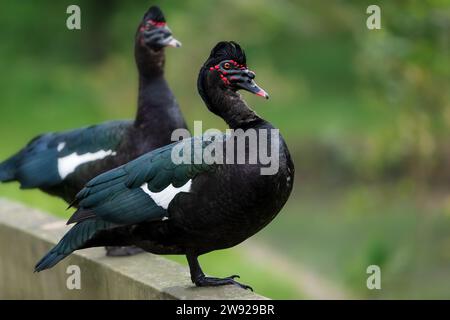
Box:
[186, 253, 253, 291]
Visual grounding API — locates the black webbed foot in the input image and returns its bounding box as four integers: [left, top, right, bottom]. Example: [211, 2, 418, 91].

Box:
[186, 253, 253, 291]
[105, 246, 145, 257]
[194, 274, 253, 291]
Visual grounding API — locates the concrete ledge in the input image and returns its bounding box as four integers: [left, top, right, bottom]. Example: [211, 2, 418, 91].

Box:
[0, 199, 266, 300]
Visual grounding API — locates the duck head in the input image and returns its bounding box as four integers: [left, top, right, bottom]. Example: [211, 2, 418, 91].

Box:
[197, 41, 269, 128]
[137, 6, 181, 50]
[199, 41, 269, 100]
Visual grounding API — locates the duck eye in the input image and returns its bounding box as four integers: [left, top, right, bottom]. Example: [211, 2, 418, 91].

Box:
[223, 62, 231, 69]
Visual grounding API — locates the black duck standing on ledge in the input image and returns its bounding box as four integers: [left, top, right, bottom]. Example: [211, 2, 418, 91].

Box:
[0, 6, 186, 256]
[35, 41, 294, 290]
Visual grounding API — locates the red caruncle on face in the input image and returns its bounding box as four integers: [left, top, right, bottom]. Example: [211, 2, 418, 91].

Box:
[209, 60, 247, 85]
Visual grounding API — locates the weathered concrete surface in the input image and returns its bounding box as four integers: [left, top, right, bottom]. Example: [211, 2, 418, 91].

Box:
[0, 199, 266, 300]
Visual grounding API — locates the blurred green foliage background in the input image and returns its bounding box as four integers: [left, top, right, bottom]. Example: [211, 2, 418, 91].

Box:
[0, 0, 449, 299]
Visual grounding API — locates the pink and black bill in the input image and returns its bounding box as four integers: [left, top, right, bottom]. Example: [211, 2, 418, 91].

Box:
[139, 6, 181, 49]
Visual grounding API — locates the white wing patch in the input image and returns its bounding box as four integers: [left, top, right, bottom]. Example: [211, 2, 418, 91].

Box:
[140, 180, 192, 210]
[58, 150, 117, 179]
[57, 142, 66, 152]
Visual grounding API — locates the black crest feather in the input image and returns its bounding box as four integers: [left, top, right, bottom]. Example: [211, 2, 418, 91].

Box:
[144, 6, 166, 23]
[204, 41, 247, 68]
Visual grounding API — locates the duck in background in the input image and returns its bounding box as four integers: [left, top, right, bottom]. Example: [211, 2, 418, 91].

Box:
[0, 6, 186, 256]
[35, 41, 295, 290]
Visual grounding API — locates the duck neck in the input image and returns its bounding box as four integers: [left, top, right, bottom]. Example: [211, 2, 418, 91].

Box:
[135, 42, 165, 79]
[199, 75, 262, 130]
[134, 45, 177, 132]
[134, 74, 163, 127]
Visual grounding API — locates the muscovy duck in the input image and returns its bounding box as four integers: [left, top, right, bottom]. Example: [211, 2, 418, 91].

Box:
[0, 6, 186, 255]
[0, 6, 184, 199]
[34, 41, 294, 290]
[0, 6, 186, 226]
